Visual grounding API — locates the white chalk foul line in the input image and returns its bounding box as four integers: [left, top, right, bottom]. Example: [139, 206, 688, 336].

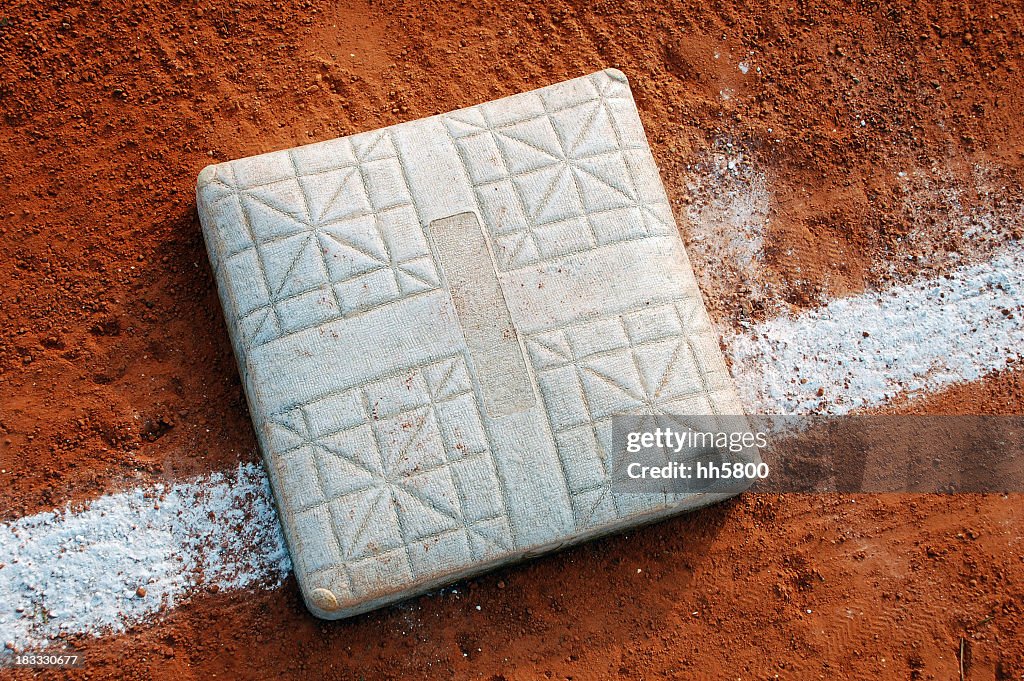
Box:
[0, 464, 290, 648]
[2, 243, 1023, 648]
[728, 242, 1024, 414]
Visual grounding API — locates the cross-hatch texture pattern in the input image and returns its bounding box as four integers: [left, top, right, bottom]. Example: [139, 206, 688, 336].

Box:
[527, 299, 738, 530]
[198, 131, 440, 349]
[267, 354, 513, 599]
[197, 69, 747, 620]
[443, 72, 674, 271]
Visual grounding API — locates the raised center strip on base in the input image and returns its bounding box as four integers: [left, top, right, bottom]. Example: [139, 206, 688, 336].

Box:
[428, 212, 536, 418]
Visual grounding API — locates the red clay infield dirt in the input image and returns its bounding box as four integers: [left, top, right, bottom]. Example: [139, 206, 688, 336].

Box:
[1, 0, 1023, 678]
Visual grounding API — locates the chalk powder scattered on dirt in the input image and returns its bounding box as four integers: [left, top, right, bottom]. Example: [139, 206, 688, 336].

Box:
[1, 0, 1023, 677]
